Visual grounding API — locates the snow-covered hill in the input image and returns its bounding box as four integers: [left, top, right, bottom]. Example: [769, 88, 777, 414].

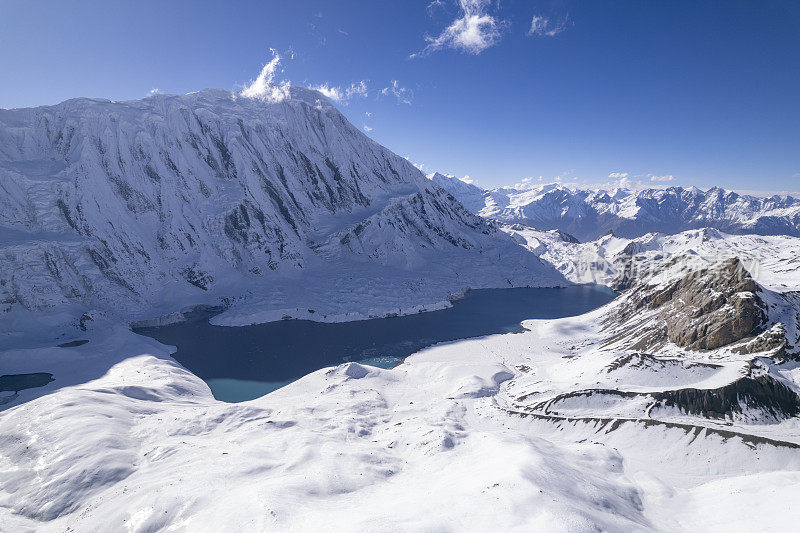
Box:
[3, 231, 800, 531]
[0, 89, 562, 338]
[432, 179, 800, 241]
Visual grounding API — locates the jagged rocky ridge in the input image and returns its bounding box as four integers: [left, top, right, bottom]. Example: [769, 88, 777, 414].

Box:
[0, 88, 562, 325]
[431, 174, 800, 241]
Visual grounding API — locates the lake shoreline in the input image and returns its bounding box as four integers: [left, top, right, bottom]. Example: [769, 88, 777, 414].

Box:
[135, 285, 617, 402]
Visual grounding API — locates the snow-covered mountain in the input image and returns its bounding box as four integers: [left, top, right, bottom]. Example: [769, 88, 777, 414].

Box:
[4, 230, 800, 530]
[432, 179, 800, 241]
[0, 88, 562, 332]
[428, 172, 487, 214]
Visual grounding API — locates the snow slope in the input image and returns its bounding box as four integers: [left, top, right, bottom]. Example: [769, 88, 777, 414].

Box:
[0, 89, 563, 340]
[428, 172, 487, 214]
[4, 237, 800, 530]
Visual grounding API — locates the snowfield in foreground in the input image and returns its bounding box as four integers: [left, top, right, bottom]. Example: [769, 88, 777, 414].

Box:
[3, 228, 800, 531]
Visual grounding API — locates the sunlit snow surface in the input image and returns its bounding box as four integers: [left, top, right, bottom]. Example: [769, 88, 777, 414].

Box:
[3, 229, 800, 530]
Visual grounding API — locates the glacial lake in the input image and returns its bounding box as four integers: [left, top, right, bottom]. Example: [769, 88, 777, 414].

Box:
[134, 285, 616, 402]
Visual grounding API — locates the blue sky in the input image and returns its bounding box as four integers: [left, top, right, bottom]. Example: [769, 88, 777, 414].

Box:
[1, 0, 798, 191]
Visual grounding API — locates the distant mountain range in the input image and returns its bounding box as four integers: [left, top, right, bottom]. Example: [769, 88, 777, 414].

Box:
[430, 173, 800, 241]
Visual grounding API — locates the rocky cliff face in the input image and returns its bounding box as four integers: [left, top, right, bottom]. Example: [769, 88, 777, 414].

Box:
[0, 88, 562, 323]
[613, 257, 770, 352]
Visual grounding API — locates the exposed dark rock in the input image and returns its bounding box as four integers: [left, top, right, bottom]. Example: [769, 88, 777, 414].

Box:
[654, 375, 800, 420]
[180, 266, 214, 291]
[604, 352, 720, 373]
[523, 374, 800, 422]
[609, 257, 770, 351]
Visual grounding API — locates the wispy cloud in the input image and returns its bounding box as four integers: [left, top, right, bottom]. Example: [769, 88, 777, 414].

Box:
[650, 174, 676, 182]
[309, 80, 368, 103]
[412, 0, 506, 57]
[528, 14, 568, 37]
[381, 80, 413, 104]
[363, 125, 373, 132]
[608, 171, 676, 184]
[148, 88, 160, 96]
[240, 49, 291, 103]
[427, 0, 446, 13]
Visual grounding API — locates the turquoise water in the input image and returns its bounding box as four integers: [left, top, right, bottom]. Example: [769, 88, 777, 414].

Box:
[135, 285, 616, 402]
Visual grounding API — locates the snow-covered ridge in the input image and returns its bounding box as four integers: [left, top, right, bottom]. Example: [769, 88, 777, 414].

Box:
[0, 88, 563, 336]
[431, 175, 800, 241]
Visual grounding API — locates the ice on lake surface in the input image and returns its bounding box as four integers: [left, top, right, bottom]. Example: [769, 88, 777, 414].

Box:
[135, 285, 616, 402]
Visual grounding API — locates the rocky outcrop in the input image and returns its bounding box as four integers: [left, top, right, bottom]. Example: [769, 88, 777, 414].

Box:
[653, 375, 800, 421]
[656, 258, 767, 350]
[608, 257, 770, 352]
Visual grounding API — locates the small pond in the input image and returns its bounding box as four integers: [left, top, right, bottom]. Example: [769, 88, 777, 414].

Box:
[0, 373, 55, 405]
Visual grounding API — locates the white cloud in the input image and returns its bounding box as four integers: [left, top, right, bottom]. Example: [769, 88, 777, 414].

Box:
[365, 111, 372, 117]
[309, 80, 368, 103]
[347, 80, 368, 99]
[427, 0, 446, 13]
[363, 125, 373, 132]
[614, 176, 634, 189]
[148, 88, 160, 96]
[413, 0, 506, 57]
[512, 177, 537, 190]
[381, 80, 412, 104]
[608, 172, 628, 179]
[650, 174, 676, 182]
[793, 172, 800, 179]
[240, 49, 291, 103]
[528, 15, 568, 37]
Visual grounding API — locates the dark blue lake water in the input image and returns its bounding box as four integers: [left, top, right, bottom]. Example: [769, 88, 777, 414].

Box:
[134, 285, 615, 402]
